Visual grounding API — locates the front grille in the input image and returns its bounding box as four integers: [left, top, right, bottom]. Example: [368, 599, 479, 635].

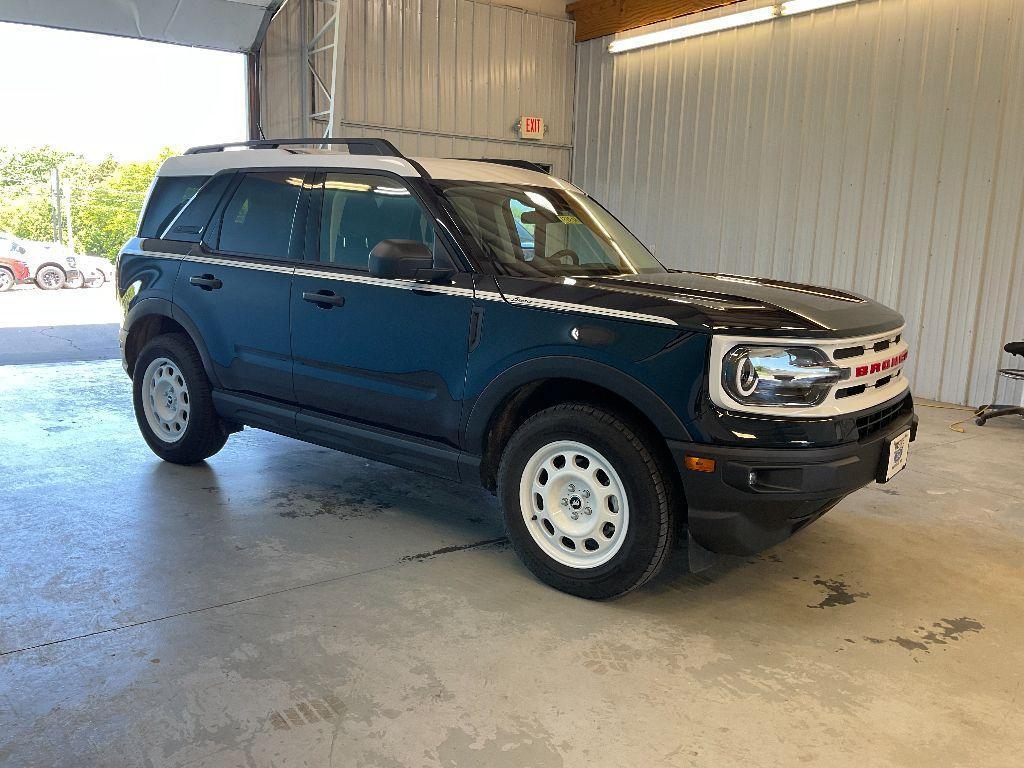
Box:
[856, 396, 910, 440]
[833, 345, 864, 360]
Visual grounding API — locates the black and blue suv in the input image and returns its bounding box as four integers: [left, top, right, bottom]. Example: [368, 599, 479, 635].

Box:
[118, 138, 917, 599]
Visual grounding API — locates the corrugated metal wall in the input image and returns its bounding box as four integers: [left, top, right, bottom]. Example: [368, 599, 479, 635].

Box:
[260, 0, 307, 137]
[574, 0, 1024, 407]
[260, 0, 576, 177]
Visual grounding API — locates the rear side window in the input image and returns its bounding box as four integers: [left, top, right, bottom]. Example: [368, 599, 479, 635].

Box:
[138, 175, 208, 238]
[317, 173, 434, 269]
[217, 172, 303, 258]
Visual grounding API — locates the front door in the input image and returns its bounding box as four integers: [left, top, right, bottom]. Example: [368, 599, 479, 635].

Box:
[290, 171, 474, 447]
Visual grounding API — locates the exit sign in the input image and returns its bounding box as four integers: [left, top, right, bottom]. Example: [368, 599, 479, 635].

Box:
[519, 116, 544, 140]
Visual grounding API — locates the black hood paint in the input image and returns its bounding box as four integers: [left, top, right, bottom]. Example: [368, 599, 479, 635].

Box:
[494, 270, 905, 338]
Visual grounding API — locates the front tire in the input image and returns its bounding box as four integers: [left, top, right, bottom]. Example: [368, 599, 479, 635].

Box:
[36, 265, 65, 290]
[132, 333, 228, 464]
[497, 403, 676, 599]
[0, 268, 14, 292]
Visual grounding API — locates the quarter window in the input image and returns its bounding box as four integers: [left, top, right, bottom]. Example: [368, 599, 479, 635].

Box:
[317, 173, 434, 269]
[138, 175, 208, 238]
[217, 172, 304, 258]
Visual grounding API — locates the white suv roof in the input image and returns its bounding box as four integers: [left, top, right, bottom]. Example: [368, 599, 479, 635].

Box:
[157, 148, 578, 192]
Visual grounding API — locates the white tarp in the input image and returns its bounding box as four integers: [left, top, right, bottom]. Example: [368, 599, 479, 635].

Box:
[0, 0, 280, 52]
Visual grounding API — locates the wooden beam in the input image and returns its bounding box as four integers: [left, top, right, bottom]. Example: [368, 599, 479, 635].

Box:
[566, 0, 743, 43]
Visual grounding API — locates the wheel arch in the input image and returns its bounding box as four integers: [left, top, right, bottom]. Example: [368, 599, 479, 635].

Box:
[465, 357, 690, 491]
[34, 262, 67, 277]
[123, 299, 220, 387]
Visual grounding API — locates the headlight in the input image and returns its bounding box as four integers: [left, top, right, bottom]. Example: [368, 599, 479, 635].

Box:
[722, 346, 842, 407]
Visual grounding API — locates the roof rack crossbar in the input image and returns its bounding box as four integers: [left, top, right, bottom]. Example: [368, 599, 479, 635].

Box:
[184, 138, 404, 157]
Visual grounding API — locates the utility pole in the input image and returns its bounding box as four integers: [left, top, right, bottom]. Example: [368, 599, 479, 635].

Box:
[63, 179, 74, 251]
[49, 167, 63, 244]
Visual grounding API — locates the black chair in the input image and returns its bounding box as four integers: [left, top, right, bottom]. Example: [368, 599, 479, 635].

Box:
[975, 342, 1024, 425]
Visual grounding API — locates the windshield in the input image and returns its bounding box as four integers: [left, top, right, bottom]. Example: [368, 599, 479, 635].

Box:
[436, 182, 667, 278]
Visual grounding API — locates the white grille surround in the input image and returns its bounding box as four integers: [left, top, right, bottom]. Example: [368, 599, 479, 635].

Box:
[709, 327, 910, 418]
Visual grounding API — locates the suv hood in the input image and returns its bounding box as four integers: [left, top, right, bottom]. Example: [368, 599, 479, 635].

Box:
[494, 270, 905, 338]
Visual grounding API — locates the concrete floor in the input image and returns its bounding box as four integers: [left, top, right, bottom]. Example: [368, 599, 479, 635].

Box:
[0, 283, 121, 364]
[1, 317, 1023, 766]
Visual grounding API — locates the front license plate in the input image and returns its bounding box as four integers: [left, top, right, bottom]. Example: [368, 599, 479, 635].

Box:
[883, 429, 912, 481]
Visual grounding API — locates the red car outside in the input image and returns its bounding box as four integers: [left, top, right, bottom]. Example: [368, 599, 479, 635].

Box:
[0, 256, 30, 292]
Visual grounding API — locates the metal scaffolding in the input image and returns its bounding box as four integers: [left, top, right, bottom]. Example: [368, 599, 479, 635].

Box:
[301, 0, 344, 140]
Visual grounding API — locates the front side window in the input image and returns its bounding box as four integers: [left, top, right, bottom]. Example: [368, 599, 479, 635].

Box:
[438, 182, 666, 278]
[217, 172, 304, 258]
[317, 173, 435, 269]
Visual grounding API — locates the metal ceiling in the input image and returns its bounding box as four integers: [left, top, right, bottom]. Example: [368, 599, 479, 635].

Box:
[0, 0, 284, 52]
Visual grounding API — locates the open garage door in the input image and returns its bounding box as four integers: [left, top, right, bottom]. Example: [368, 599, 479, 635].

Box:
[0, 0, 282, 51]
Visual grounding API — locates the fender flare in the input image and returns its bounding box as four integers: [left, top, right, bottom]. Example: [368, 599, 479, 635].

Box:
[123, 297, 221, 387]
[462, 356, 691, 453]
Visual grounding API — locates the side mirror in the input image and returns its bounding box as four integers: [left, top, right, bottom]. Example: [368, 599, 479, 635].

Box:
[368, 239, 452, 283]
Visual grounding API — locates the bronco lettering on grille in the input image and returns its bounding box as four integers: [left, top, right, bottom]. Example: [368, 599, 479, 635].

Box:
[855, 349, 908, 378]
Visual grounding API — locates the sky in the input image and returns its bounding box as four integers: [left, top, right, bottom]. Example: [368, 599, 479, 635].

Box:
[0, 22, 246, 161]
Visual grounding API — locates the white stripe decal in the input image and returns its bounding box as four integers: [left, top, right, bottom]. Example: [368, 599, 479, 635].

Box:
[122, 250, 182, 261]
[185, 254, 294, 275]
[293, 267, 476, 297]
[126, 251, 678, 326]
[474, 290, 677, 327]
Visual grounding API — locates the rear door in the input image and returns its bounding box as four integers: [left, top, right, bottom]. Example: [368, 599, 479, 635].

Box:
[173, 170, 309, 401]
[290, 170, 475, 447]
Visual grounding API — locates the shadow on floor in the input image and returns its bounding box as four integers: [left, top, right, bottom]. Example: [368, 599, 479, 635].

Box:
[0, 323, 120, 365]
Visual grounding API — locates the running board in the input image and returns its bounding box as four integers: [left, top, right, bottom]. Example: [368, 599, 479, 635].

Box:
[212, 390, 464, 482]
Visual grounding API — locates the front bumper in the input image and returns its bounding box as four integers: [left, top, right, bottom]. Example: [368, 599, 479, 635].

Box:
[670, 399, 917, 556]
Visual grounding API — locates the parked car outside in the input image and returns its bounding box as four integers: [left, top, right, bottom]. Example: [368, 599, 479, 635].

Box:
[118, 139, 917, 599]
[4, 237, 83, 290]
[77, 254, 114, 288]
[0, 254, 30, 291]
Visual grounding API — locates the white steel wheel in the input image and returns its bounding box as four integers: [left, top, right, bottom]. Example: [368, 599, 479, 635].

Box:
[0, 269, 13, 292]
[519, 440, 630, 569]
[141, 357, 191, 443]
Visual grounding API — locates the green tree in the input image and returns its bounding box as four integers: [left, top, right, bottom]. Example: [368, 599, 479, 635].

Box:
[0, 193, 53, 241]
[0, 145, 78, 189]
[0, 145, 179, 260]
[72, 149, 174, 259]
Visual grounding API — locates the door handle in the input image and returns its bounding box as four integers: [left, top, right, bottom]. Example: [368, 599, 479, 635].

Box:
[302, 289, 345, 309]
[190, 274, 222, 291]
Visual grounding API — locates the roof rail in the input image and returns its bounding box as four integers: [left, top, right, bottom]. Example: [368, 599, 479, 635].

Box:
[455, 158, 552, 174]
[184, 138, 404, 156]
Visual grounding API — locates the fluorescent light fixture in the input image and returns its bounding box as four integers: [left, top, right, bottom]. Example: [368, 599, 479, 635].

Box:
[608, 0, 857, 54]
[608, 5, 778, 52]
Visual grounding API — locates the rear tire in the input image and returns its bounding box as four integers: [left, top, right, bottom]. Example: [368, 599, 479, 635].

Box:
[132, 333, 228, 464]
[0, 268, 13, 292]
[36, 265, 65, 290]
[497, 403, 676, 599]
